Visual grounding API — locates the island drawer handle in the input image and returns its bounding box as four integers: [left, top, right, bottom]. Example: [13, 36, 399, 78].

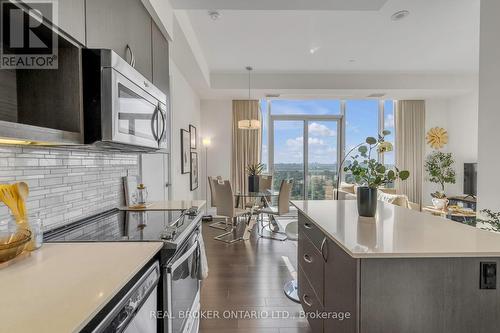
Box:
[303, 254, 312, 263]
[321, 237, 328, 262]
[302, 294, 313, 307]
[304, 222, 312, 229]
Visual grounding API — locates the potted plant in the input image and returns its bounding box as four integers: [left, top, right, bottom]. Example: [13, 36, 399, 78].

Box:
[247, 163, 264, 192]
[343, 131, 410, 217]
[476, 209, 500, 232]
[424, 151, 456, 209]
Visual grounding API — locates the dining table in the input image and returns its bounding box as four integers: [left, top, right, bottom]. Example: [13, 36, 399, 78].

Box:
[234, 190, 288, 241]
[234, 190, 279, 208]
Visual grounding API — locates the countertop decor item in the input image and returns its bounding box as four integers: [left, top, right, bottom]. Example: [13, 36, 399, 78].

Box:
[247, 163, 264, 193]
[426, 127, 448, 149]
[132, 183, 149, 207]
[0, 226, 31, 263]
[0, 182, 29, 222]
[343, 131, 409, 217]
[0, 182, 39, 253]
[425, 151, 456, 203]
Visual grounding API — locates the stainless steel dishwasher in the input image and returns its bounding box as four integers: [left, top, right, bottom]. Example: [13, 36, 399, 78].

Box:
[92, 261, 160, 333]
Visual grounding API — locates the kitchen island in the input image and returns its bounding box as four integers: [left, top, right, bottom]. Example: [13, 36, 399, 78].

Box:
[292, 200, 500, 333]
[0, 242, 163, 333]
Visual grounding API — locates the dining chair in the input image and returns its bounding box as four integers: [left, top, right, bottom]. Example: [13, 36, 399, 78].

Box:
[245, 174, 274, 209]
[257, 179, 296, 240]
[208, 176, 227, 230]
[213, 180, 251, 244]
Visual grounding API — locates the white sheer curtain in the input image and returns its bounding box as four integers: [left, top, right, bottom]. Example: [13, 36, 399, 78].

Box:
[231, 100, 262, 194]
[395, 100, 425, 206]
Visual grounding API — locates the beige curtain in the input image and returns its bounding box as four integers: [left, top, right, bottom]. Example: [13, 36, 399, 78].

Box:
[395, 100, 425, 206]
[231, 100, 262, 194]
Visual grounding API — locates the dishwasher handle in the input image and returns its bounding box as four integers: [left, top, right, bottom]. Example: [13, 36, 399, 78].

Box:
[92, 261, 160, 333]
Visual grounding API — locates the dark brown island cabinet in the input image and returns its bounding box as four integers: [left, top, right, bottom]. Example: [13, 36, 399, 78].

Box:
[294, 200, 500, 333]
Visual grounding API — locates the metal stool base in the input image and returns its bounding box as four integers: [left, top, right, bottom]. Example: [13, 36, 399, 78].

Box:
[284, 279, 300, 303]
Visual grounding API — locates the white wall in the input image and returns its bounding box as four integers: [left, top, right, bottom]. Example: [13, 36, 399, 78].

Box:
[447, 92, 479, 197]
[423, 91, 479, 205]
[478, 0, 500, 212]
[199, 100, 233, 204]
[170, 61, 202, 200]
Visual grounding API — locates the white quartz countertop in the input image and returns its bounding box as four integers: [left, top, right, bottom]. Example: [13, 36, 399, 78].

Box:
[0, 242, 163, 333]
[292, 200, 500, 259]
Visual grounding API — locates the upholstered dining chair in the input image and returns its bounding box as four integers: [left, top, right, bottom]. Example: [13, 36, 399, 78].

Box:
[245, 174, 274, 209]
[213, 180, 251, 244]
[208, 176, 227, 230]
[259, 179, 294, 216]
[257, 179, 296, 240]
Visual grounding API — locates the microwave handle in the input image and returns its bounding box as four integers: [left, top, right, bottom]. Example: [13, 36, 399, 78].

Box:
[151, 105, 159, 142]
[126, 44, 136, 68]
[158, 106, 166, 143]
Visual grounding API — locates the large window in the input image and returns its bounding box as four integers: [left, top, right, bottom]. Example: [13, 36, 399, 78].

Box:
[345, 100, 379, 153]
[263, 99, 395, 198]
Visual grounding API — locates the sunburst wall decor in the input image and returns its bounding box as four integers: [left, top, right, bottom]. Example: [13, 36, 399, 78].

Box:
[426, 127, 448, 149]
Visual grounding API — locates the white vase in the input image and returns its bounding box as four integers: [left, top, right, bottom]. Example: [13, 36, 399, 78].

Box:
[432, 197, 449, 210]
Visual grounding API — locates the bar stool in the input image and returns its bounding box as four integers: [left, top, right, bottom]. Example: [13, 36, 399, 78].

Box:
[283, 221, 299, 303]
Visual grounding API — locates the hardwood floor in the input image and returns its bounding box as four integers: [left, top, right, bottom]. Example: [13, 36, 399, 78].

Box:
[200, 218, 312, 333]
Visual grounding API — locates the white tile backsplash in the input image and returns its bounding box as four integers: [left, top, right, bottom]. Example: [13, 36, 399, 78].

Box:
[0, 145, 138, 230]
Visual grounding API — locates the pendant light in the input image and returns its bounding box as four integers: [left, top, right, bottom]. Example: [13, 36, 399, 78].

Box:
[238, 66, 261, 130]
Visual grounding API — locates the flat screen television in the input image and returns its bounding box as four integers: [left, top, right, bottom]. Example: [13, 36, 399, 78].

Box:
[463, 163, 477, 197]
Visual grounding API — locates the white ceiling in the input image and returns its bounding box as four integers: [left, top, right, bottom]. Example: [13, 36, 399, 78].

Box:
[185, 0, 480, 74]
[170, 0, 388, 11]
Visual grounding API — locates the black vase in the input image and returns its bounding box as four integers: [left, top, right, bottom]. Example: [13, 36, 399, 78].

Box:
[248, 175, 259, 193]
[357, 187, 378, 217]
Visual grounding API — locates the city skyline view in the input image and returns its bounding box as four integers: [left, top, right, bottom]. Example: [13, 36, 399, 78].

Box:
[261, 99, 395, 199]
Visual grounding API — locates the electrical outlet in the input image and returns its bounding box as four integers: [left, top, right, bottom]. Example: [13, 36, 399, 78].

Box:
[480, 262, 497, 290]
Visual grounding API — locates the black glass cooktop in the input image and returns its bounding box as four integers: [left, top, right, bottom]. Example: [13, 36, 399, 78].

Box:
[44, 209, 197, 246]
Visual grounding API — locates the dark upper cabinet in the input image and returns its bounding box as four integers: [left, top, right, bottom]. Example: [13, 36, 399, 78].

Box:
[58, 0, 85, 45]
[85, 0, 153, 81]
[152, 21, 170, 96]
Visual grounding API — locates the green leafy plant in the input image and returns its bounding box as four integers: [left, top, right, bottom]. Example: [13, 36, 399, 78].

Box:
[342, 131, 410, 189]
[476, 209, 500, 232]
[424, 151, 456, 198]
[247, 163, 264, 176]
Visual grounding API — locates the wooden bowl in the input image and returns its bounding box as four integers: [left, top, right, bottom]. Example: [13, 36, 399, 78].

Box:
[0, 229, 31, 263]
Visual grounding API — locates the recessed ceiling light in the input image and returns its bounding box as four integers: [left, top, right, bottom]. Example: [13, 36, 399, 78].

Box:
[309, 47, 320, 54]
[208, 10, 220, 21]
[391, 10, 410, 21]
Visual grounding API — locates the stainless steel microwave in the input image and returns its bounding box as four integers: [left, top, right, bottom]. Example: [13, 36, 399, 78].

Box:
[82, 49, 169, 151]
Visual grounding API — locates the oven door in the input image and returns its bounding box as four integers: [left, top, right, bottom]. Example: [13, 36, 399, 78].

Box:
[165, 234, 201, 333]
[107, 68, 166, 149]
